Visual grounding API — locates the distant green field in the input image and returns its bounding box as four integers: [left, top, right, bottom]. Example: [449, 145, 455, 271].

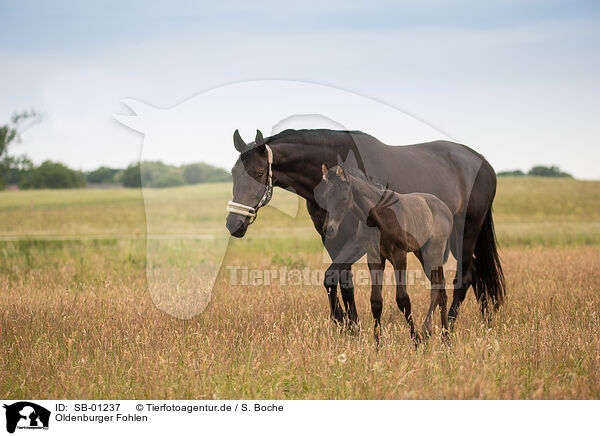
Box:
[493, 178, 600, 246]
[1, 177, 599, 246]
[1, 178, 599, 399]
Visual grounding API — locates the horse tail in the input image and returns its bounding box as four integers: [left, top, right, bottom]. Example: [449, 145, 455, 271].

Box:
[473, 208, 505, 309]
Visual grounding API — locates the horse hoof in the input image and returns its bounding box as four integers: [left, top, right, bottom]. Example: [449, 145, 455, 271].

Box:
[441, 330, 451, 346]
[346, 322, 360, 336]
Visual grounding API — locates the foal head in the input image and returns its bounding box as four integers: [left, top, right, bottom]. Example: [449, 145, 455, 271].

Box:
[317, 164, 353, 240]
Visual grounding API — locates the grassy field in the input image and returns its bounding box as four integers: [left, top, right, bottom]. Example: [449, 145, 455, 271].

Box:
[1, 178, 599, 399]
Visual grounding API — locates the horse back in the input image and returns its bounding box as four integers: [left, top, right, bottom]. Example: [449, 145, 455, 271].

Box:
[359, 139, 492, 216]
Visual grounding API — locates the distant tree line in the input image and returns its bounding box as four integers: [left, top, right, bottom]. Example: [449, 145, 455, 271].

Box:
[1, 110, 574, 189]
[498, 165, 573, 178]
[89, 161, 232, 188]
[1, 110, 232, 189]
[1, 160, 231, 190]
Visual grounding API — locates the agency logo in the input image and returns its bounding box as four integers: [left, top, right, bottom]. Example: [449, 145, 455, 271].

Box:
[3, 402, 50, 434]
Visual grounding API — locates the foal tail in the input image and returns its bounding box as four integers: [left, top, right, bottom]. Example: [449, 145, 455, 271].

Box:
[473, 208, 505, 309]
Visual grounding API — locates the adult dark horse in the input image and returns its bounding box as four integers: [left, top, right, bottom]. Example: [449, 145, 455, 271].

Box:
[226, 129, 505, 328]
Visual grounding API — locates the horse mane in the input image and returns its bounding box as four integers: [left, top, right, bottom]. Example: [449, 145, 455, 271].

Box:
[266, 129, 374, 147]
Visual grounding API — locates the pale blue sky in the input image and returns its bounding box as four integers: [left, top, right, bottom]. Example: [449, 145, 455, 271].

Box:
[1, 0, 599, 177]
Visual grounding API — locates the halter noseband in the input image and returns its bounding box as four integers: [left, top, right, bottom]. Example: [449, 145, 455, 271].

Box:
[226, 144, 273, 225]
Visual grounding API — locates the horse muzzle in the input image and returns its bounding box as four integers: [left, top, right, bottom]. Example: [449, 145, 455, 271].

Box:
[324, 224, 339, 240]
[226, 213, 249, 237]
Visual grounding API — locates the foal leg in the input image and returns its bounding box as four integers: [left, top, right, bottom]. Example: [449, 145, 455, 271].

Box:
[367, 255, 385, 346]
[391, 251, 418, 344]
[422, 287, 441, 339]
[421, 245, 447, 339]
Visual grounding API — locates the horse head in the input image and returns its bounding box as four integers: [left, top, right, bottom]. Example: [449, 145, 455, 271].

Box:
[227, 129, 272, 237]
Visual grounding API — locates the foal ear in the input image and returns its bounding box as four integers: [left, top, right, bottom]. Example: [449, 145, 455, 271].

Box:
[255, 130, 264, 146]
[321, 164, 329, 182]
[336, 165, 347, 182]
[233, 129, 247, 153]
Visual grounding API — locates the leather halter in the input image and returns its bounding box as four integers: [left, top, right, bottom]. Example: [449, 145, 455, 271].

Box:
[226, 144, 273, 224]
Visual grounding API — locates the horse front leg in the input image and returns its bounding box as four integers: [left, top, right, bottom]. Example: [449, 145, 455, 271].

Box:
[339, 265, 360, 332]
[307, 199, 364, 328]
[306, 200, 346, 325]
[324, 264, 345, 324]
[324, 233, 364, 331]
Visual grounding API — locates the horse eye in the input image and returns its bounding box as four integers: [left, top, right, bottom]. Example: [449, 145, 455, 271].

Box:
[257, 170, 264, 177]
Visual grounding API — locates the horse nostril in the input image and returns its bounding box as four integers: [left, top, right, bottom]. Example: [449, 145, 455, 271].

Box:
[227, 216, 247, 237]
[231, 225, 246, 237]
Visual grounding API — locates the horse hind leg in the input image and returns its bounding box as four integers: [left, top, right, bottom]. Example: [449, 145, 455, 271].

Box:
[439, 283, 449, 343]
[470, 262, 489, 319]
[448, 224, 479, 330]
[449, 164, 498, 328]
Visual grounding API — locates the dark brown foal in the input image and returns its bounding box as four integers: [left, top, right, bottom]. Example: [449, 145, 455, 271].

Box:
[317, 164, 453, 344]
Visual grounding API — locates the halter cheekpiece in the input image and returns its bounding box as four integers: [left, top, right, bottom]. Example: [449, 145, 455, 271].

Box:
[226, 144, 273, 224]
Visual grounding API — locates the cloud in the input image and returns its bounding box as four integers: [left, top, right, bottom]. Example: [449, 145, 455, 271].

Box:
[1, 4, 599, 177]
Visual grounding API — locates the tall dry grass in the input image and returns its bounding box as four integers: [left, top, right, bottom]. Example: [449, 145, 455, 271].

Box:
[1, 178, 599, 399]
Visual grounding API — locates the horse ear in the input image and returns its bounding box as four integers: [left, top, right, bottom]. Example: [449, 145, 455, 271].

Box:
[255, 130, 264, 146]
[233, 129, 247, 153]
[336, 165, 347, 182]
[322, 164, 329, 182]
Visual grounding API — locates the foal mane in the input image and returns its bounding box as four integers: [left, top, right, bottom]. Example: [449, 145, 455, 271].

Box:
[342, 167, 399, 208]
[340, 167, 401, 229]
[373, 185, 400, 210]
[342, 167, 387, 193]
